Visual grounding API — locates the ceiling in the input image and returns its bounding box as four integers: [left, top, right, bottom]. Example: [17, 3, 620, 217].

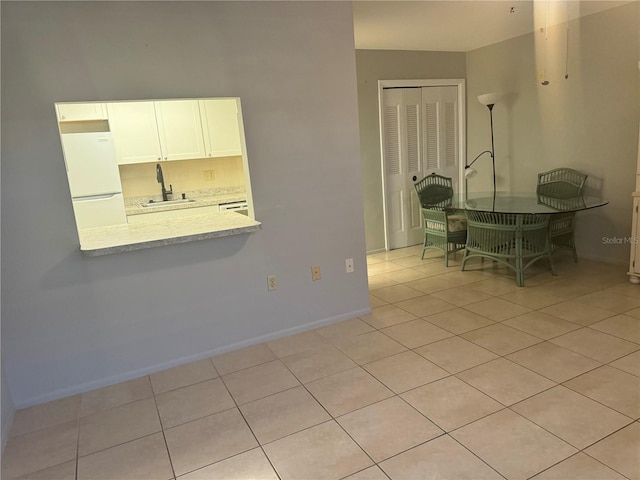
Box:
[353, 0, 633, 52]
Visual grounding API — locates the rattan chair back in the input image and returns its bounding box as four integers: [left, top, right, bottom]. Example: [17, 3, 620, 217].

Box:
[536, 168, 588, 262]
[413, 173, 465, 266]
[536, 168, 587, 198]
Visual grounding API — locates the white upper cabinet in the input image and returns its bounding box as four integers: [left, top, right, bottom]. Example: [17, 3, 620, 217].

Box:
[155, 100, 206, 161]
[56, 103, 108, 122]
[107, 102, 161, 165]
[107, 100, 206, 165]
[199, 99, 242, 157]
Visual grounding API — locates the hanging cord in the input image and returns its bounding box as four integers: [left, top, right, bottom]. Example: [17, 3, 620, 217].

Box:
[564, 2, 570, 79]
[564, 26, 569, 79]
[541, 2, 550, 85]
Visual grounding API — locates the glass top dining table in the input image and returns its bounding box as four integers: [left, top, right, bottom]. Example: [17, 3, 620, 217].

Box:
[449, 192, 608, 214]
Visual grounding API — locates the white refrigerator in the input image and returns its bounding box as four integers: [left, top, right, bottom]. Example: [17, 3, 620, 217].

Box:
[60, 132, 127, 229]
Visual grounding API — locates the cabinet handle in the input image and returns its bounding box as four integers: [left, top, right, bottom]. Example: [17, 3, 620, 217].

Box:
[164, 156, 168, 160]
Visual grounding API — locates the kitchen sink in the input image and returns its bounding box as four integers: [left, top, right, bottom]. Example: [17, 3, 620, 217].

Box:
[141, 199, 198, 208]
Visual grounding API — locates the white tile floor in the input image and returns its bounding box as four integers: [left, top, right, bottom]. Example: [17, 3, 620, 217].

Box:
[2, 246, 639, 479]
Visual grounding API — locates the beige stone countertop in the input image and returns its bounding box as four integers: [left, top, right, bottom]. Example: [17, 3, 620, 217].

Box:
[126, 193, 246, 216]
[78, 210, 261, 256]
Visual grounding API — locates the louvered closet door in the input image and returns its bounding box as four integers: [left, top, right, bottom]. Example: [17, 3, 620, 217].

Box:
[422, 86, 460, 189]
[382, 85, 460, 250]
[383, 88, 424, 249]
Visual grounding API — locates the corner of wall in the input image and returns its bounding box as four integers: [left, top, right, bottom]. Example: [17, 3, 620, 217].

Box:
[1, 364, 16, 453]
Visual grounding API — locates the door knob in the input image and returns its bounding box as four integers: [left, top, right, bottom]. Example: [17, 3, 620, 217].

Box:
[412, 176, 417, 181]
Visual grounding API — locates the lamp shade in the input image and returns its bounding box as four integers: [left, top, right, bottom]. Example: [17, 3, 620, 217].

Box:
[477, 93, 501, 106]
[464, 167, 478, 179]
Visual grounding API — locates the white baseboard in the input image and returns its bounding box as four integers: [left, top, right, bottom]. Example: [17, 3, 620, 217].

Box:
[13, 308, 372, 409]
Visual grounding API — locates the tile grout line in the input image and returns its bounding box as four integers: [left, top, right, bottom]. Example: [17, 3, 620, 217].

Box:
[214, 354, 284, 480]
[149, 377, 178, 480]
[4, 249, 638, 479]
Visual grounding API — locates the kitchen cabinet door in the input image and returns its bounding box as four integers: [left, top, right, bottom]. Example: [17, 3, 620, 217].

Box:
[199, 99, 242, 157]
[155, 100, 206, 161]
[56, 103, 108, 122]
[107, 102, 163, 165]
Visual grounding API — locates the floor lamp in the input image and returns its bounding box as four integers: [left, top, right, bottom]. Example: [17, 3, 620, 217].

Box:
[465, 93, 500, 195]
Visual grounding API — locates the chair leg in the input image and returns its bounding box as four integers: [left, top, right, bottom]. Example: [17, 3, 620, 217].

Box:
[571, 238, 578, 263]
[515, 233, 524, 287]
[515, 255, 524, 287]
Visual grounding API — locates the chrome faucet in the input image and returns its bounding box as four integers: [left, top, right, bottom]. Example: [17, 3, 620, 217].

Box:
[156, 163, 173, 202]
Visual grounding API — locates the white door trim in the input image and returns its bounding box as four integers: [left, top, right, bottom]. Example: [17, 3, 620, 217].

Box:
[378, 78, 466, 251]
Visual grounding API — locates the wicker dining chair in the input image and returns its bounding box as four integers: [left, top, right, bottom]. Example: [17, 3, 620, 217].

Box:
[414, 173, 467, 266]
[536, 168, 588, 262]
[461, 211, 556, 287]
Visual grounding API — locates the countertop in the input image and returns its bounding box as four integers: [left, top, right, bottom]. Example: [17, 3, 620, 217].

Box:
[78, 210, 261, 256]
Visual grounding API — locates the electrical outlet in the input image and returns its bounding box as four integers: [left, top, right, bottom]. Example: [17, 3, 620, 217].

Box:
[203, 170, 215, 181]
[345, 258, 354, 273]
[267, 275, 277, 291]
[311, 265, 321, 281]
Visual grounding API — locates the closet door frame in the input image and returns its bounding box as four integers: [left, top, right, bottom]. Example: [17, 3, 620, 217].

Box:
[378, 78, 466, 252]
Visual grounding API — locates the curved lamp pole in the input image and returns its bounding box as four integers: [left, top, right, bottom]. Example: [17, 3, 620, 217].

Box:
[465, 93, 500, 195]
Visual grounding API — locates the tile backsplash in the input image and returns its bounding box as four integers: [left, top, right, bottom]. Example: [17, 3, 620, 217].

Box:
[119, 156, 245, 199]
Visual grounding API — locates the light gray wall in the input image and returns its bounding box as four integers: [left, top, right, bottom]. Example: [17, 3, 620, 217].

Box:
[357, 5, 639, 261]
[1, 1, 369, 407]
[355, 50, 467, 253]
[466, 2, 640, 264]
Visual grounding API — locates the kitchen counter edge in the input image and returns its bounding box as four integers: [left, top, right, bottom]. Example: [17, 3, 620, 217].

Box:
[78, 210, 261, 256]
